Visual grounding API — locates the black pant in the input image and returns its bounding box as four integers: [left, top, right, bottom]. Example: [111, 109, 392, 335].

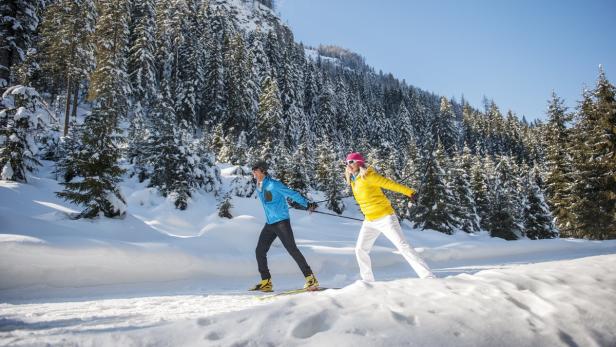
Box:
[255, 219, 312, 280]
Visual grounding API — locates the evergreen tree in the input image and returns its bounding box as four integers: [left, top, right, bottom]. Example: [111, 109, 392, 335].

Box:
[224, 33, 251, 135]
[436, 96, 459, 155]
[230, 165, 256, 198]
[54, 119, 82, 182]
[569, 68, 616, 239]
[315, 138, 345, 214]
[0, 85, 42, 182]
[201, 7, 227, 128]
[87, 0, 131, 123]
[191, 134, 222, 195]
[471, 152, 492, 231]
[524, 166, 558, 239]
[128, 0, 157, 108]
[451, 145, 481, 232]
[256, 76, 283, 163]
[485, 156, 521, 240]
[413, 141, 457, 234]
[544, 92, 573, 235]
[146, 98, 191, 210]
[0, 0, 44, 93]
[55, 107, 126, 218]
[38, 0, 96, 136]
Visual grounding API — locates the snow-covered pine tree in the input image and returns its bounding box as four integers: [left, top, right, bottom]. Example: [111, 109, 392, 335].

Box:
[544, 92, 572, 235]
[232, 130, 249, 166]
[225, 33, 251, 136]
[280, 39, 306, 148]
[55, 106, 127, 218]
[382, 147, 412, 220]
[175, 0, 207, 128]
[127, 110, 151, 182]
[0, 85, 43, 182]
[128, 0, 158, 108]
[256, 75, 283, 165]
[191, 134, 222, 195]
[230, 164, 256, 198]
[217, 130, 239, 164]
[314, 138, 345, 214]
[316, 77, 336, 141]
[393, 140, 421, 221]
[54, 116, 82, 182]
[413, 141, 457, 234]
[38, 0, 96, 136]
[435, 97, 459, 156]
[87, 0, 131, 123]
[523, 166, 558, 239]
[485, 156, 521, 240]
[470, 151, 492, 232]
[247, 29, 270, 86]
[0, 0, 44, 94]
[285, 142, 311, 194]
[201, 7, 227, 128]
[56, 0, 130, 219]
[146, 99, 191, 210]
[451, 144, 481, 233]
[397, 101, 415, 149]
[568, 67, 616, 239]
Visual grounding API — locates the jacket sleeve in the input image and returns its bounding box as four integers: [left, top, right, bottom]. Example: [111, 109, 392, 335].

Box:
[365, 171, 416, 196]
[273, 180, 308, 208]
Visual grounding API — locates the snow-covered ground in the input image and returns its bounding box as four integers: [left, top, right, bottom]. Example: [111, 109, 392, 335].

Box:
[1, 162, 616, 346]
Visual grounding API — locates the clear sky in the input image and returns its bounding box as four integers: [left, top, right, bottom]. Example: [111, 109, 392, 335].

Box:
[276, 0, 616, 121]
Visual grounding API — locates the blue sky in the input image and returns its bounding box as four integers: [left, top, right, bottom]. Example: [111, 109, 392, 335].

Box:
[276, 0, 616, 121]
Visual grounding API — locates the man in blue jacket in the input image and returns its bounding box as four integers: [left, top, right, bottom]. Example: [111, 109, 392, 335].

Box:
[249, 160, 319, 292]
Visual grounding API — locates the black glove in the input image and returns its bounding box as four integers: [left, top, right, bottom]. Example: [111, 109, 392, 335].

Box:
[288, 200, 304, 209]
[409, 193, 417, 204]
[307, 202, 318, 211]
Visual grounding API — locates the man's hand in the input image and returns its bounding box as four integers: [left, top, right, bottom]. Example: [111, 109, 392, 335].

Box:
[307, 202, 318, 214]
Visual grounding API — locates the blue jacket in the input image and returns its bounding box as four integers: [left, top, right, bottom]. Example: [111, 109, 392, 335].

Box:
[257, 176, 308, 224]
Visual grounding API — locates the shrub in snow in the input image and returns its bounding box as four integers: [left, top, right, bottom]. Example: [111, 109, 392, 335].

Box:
[0, 85, 43, 182]
[217, 194, 233, 219]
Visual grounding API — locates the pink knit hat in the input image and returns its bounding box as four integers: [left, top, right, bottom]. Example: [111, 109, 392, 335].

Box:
[345, 152, 365, 166]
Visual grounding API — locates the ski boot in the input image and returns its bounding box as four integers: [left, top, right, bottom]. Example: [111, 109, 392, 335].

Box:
[249, 278, 273, 292]
[304, 274, 319, 291]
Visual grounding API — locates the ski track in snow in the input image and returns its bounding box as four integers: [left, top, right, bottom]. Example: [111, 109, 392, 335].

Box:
[0, 293, 266, 346]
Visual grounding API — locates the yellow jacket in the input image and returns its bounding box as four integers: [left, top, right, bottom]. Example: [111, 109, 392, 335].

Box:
[350, 166, 416, 221]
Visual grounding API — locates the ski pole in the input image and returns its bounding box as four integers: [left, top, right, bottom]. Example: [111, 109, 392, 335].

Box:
[307, 210, 364, 222]
[311, 196, 352, 204]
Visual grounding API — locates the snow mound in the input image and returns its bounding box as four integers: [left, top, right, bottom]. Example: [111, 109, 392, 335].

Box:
[42, 254, 615, 347]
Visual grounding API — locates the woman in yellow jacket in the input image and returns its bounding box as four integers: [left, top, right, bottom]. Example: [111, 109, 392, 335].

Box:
[345, 152, 435, 281]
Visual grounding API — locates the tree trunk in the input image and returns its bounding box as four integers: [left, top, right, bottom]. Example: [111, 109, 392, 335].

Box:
[72, 82, 79, 121]
[64, 76, 72, 136]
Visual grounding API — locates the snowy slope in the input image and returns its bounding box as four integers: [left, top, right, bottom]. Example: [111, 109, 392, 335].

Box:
[1, 255, 614, 346]
[1, 162, 616, 346]
[2, 161, 616, 300]
[211, 0, 278, 33]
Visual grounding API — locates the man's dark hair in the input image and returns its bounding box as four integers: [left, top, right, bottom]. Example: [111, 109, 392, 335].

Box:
[251, 160, 268, 173]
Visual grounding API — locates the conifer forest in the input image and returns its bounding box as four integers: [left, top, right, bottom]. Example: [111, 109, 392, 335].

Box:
[1, 0, 615, 240]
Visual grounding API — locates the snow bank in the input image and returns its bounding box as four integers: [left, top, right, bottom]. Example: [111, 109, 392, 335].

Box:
[62, 254, 616, 347]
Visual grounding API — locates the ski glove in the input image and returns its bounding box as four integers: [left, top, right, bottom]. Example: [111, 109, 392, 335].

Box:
[307, 202, 318, 211]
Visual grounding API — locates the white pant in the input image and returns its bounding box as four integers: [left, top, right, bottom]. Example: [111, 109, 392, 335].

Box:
[355, 214, 434, 281]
